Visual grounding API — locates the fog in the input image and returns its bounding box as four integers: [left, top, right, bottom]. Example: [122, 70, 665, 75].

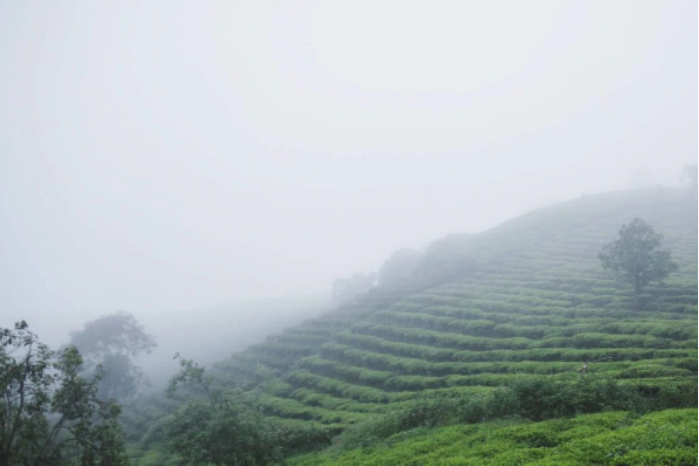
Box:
[0, 1, 696, 348]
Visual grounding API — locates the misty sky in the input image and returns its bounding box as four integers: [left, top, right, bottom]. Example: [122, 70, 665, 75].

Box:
[1, 1, 696, 326]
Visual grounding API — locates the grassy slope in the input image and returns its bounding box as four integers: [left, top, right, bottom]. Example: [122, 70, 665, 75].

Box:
[213, 188, 696, 428]
[131, 188, 697, 463]
[289, 408, 697, 465]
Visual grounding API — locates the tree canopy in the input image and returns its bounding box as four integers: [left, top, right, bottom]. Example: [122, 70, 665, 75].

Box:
[0, 321, 127, 466]
[70, 311, 156, 401]
[598, 218, 678, 311]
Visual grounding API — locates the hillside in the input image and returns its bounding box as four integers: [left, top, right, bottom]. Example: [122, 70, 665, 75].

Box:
[130, 188, 697, 464]
[290, 408, 698, 465]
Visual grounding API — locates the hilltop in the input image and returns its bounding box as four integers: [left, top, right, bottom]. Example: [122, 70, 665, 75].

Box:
[127, 187, 697, 464]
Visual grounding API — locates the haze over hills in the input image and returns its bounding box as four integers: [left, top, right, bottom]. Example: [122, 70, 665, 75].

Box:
[136, 293, 329, 387]
[0, 2, 695, 464]
[1, 1, 695, 320]
[124, 187, 697, 464]
[3, 293, 329, 377]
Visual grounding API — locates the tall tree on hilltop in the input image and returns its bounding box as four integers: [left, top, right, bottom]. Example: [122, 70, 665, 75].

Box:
[598, 218, 678, 311]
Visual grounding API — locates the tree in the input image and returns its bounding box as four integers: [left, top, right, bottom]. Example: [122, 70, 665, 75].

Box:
[598, 218, 678, 311]
[70, 311, 156, 401]
[0, 321, 127, 466]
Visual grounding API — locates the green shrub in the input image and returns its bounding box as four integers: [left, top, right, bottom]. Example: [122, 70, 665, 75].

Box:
[328, 375, 697, 450]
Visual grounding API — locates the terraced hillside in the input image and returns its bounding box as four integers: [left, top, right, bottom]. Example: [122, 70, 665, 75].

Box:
[289, 408, 698, 465]
[210, 188, 697, 435]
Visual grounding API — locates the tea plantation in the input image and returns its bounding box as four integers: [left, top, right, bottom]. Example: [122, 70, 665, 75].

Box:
[290, 409, 698, 465]
[127, 188, 697, 464]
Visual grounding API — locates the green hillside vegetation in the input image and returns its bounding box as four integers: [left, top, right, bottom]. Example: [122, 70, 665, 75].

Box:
[126, 188, 697, 464]
[290, 409, 698, 465]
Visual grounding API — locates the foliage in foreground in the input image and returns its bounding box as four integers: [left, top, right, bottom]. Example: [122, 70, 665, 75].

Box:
[154, 366, 696, 465]
[289, 408, 697, 465]
[332, 374, 697, 451]
[0, 321, 127, 466]
[163, 357, 331, 466]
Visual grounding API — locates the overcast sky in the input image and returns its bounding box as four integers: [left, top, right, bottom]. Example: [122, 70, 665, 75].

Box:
[1, 1, 696, 327]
